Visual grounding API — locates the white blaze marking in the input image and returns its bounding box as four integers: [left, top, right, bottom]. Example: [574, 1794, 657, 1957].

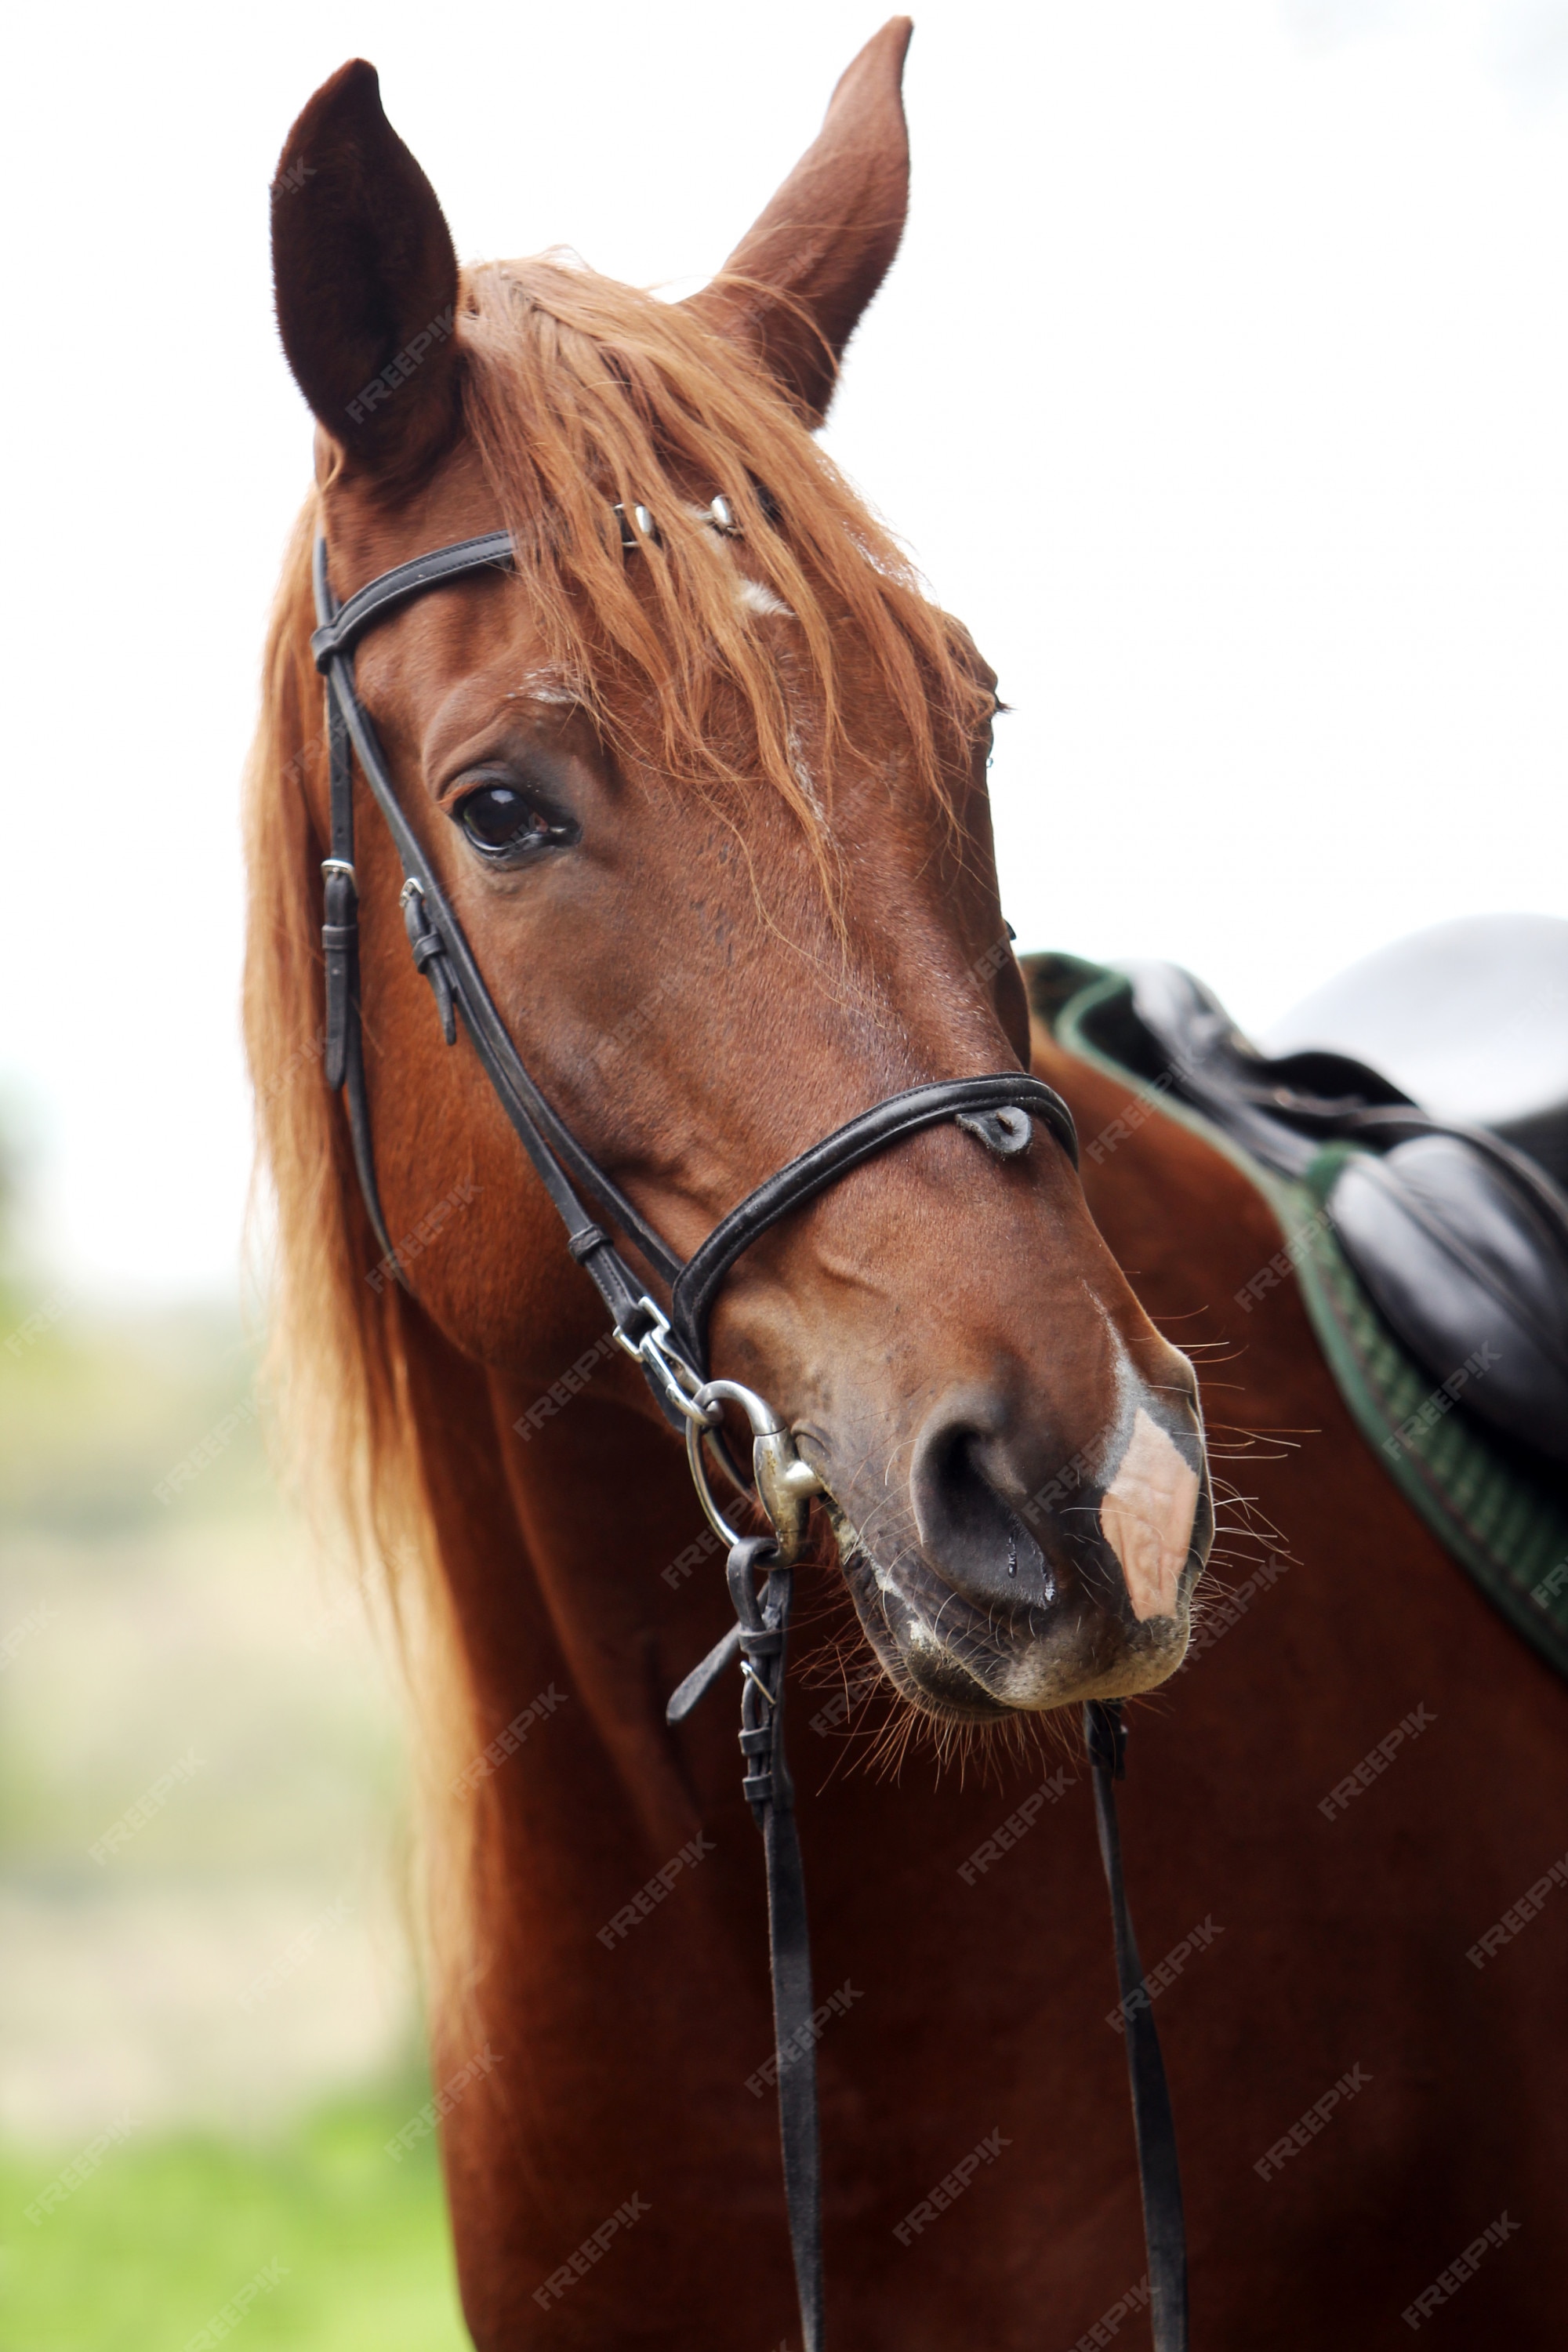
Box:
[1099, 1408, 1200, 1621]
[738, 575, 791, 617]
[686, 503, 794, 617]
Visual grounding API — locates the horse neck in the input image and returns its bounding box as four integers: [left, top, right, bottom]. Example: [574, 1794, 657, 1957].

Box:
[398, 1292, 731, 1865]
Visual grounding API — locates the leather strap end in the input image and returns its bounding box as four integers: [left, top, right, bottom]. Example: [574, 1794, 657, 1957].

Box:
[666, 1621, 742, 1724]
[322, 959, 350, 1094]
[434, 960, 457, 1047]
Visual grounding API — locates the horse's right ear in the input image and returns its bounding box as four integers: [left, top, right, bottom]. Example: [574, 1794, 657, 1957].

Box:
[270, 60, 460, 480]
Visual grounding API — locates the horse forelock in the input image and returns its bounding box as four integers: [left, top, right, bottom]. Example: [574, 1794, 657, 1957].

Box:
[456, 255, 989, 861]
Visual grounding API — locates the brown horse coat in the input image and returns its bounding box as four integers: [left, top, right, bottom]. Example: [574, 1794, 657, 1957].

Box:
[248, 22, 1568, 2346]
[387, 1045, 1568, 2347]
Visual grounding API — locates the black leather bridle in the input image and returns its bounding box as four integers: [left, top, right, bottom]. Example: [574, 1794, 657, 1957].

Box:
[308, 518, 1188, 2351]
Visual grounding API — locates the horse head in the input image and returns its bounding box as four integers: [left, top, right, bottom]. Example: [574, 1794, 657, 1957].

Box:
[257, 20, 1212, 1729]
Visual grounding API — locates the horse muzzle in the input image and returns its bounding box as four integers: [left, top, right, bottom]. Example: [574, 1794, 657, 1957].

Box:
[817, 1377, 1214, 1721]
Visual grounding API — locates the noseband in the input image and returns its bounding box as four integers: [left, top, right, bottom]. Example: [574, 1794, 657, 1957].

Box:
[308, 520, 1186, 2352]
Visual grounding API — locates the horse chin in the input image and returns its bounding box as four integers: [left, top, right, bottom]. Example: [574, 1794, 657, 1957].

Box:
[832, 1508, 1196, 1724]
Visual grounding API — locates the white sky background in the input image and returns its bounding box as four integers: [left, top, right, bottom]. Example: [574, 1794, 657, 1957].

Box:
[3, 0, 1567, 1301]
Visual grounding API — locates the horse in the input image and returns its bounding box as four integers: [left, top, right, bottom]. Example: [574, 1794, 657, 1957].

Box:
[245, 21, 1568, 2348]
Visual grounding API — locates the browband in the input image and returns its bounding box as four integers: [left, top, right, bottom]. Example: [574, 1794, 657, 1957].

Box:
[310, 532, 515, 669]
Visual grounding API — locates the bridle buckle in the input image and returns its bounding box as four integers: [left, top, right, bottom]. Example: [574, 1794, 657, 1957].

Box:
[613, 1295, 713, 1428]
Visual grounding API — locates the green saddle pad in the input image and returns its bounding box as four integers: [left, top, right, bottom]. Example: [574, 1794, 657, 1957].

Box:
[1027, 953, 1568, 1684]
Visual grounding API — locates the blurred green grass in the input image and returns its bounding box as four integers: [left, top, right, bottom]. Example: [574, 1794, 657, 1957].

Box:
[1, 2076, 470, 2351]
[0, 1261, 471, 2349]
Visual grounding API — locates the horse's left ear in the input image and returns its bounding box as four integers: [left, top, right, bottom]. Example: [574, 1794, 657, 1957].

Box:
[270, 59, 461, 481]
[684, 17, 913, 425]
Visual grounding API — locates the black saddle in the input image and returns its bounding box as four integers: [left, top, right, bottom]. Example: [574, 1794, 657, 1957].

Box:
[1109, 957, 1568, 1475]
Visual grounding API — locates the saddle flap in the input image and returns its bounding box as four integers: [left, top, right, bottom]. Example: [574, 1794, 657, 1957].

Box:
[1068, 957, 1568, 1478]
[1327, 1135, 1568, 1468]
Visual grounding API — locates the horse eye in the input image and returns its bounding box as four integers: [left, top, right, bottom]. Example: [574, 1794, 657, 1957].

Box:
[455, 784, 547, 853]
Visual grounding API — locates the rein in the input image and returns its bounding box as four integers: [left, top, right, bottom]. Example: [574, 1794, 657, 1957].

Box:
[309, 521, 1189, 2350]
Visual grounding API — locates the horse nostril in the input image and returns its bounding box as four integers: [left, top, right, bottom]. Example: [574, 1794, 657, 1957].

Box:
[909, 1400, 1051, 1605]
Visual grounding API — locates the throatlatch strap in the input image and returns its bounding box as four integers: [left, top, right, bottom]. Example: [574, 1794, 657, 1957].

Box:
[315, 542, 405, 1285]
[1085, 1700, 1189, 2352]
[321, 686, 354, 1094]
